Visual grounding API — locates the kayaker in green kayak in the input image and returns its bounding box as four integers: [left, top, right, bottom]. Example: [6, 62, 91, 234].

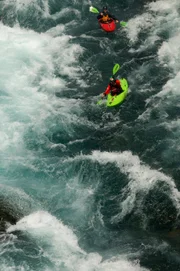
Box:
[101, 76, 123, 98]
[97, 64, 128, 107]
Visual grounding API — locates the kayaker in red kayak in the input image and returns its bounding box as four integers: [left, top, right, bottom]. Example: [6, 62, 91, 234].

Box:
[101, 77, 123, 97]
[97, 6, 119, 24]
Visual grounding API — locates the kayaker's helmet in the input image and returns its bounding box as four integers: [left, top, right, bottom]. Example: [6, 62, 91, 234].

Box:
[109, 77, 116, 85]
[103, 6, 108, 13]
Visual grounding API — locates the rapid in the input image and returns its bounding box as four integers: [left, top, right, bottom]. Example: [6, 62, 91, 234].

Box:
[0, 0, 180, 270]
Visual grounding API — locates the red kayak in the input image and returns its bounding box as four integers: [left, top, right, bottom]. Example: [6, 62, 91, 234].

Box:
[99, 19, 116, 33]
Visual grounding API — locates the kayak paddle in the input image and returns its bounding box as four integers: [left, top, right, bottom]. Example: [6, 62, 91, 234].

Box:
[97, 64, 120, 105]
[89, 6, 99, 14]
[112, 63, 120, 76]
[97, 99, 103, 105]
[120, 21, 127, 27]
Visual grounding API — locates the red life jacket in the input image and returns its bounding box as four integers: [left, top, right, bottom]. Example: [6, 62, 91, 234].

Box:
[104, 80, 121, 96]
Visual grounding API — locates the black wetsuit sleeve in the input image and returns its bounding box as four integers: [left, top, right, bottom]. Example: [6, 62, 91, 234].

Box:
[107, 12, 118, 21]
[97, 14, 102, 20]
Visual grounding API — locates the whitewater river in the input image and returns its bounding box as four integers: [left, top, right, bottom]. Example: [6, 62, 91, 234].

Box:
[0, 0, 180, 270]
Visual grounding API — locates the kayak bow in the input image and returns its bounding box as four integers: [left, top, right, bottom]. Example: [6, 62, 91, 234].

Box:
[99, 19, 116, 33]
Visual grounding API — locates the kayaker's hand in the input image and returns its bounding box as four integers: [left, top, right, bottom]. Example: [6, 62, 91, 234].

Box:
[116, 20, 119, 23]
[101, 93, 105, 98]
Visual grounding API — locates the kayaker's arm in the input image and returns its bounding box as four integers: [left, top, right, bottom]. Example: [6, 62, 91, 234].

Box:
[108, 12, 119, 22]
[101, 84, 111, 97]
[97, 13, 103, 20]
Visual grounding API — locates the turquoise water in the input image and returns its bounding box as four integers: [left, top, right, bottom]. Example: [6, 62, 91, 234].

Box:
[0, 0, 180, 270]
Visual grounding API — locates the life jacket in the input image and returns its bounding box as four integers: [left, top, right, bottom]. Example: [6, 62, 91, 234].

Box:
[101, 14, 110, 22]
[104, 80, 122, 96]
[110, 80, 122, 95]
[110, 80, 121, 90]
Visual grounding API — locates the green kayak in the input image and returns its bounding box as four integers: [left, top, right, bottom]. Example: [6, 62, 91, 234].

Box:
[106, 78, 128, 107]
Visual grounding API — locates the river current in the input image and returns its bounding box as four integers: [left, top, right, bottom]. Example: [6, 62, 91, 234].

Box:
[0, 0, 180, 270]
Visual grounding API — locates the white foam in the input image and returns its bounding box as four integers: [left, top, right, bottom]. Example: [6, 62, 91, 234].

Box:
[126, 13, 154, 43]
[51, 8, 81, 21]
[158, 34, 180, 74]
[68, 151, 180, 221]
[126, 0, 180, 129]
[148, 0, 177, 13]
[4, 0, 51, 18]
[46, 25, 65, 37]
[126, 0, 180, 53]
[7, 211, 149, 271]
[0, 22, 84, 162]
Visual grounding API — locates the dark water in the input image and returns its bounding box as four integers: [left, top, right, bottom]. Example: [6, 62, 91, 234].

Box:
[0, 0, 180, 270]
